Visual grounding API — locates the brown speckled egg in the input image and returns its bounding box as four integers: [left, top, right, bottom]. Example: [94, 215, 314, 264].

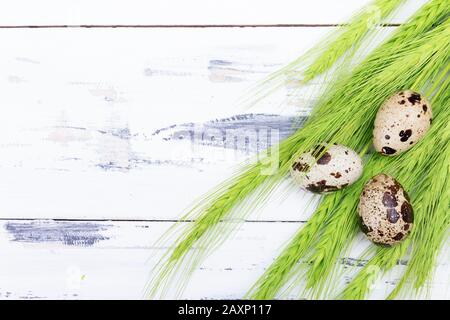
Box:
[358, 174, 413, 246]
[373, 90, 432, 156]
[290, 144, 363, 194]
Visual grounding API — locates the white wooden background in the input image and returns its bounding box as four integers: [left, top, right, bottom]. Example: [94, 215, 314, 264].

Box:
[0, 0, 448, 300]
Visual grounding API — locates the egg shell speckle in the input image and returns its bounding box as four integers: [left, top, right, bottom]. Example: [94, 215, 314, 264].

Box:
[373, 90, 432, 156]
[290, 144, 363, 194]
[358, 174, 413, 246]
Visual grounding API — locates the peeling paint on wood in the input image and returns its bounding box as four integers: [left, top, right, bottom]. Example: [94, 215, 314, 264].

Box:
[5, 220, 111, 246]
[152, 113, 304, 153]
[0, 219, 447, 299]
[0, 5, 448, 299]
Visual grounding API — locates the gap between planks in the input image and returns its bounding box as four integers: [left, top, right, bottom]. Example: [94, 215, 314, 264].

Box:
[0, 218, 307, 223]
[0, 23, 401, 29]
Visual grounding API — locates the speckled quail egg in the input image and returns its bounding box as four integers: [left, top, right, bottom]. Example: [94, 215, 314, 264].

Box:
[290, 144, 363, 194]
[373, 90, 432, 156]
[358, 173, 413, 246]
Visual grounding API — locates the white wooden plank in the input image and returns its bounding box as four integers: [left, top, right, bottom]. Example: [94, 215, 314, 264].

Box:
[1, 0, 445, 302]
[3, 27, 394, 220]
[0, 0, 428, 26]
[0, 220, 448, 299]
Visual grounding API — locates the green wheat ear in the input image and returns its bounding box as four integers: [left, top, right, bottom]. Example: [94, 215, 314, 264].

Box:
[336, 68, 450, 300]
[340, 130, 449, 300]
[314, 70, 450, 300]
[247, 193, 341, 299]
[252, 71, 450, 300]
[248, 18, 450, 299]
[147, 1, 450, 299]
[342, 82, 450, 300]
[146, 0, 406, 298]
[300, 0, 407, 83]
[241, 0, 407, 109]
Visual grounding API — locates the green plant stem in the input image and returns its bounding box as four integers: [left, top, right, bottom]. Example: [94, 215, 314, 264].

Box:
[148, 7, 450, 298]
[247, 0, 407, 106]
[339, 74, 450, 300]
[247, 193, 340, 299]
[249, 37, 450, 299]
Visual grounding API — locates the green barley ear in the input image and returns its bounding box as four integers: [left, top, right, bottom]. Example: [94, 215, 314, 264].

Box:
[254, 78, 449, 300]
[387, 82, 450, 300]
[146, 163, 276, 298]
[248, 21, 450, 299]
[300, 0, 407, 83]
[147, 3, 449, 298]
[303, 61, 450, 299]
[244, 0, 407, 108]
[340, 132, 449, 300]
[339, 71, 450, 300]
[145, 0, 404, 297]
[247, 193, 341, 299]
[244, 0, 449, 109]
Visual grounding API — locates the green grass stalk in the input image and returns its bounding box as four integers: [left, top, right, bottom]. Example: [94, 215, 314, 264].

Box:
[249, 30, 450, 298]
[336, 73, 450, 300]
[147, 9, 450, 298]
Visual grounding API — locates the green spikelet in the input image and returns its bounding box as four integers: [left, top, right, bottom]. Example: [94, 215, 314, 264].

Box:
[300, 0, 407, 83]
[340, 80, 450, 299]
[148, 1, 450, 298]
[248, 20, 450, 299]
[246, 0, 407, 107]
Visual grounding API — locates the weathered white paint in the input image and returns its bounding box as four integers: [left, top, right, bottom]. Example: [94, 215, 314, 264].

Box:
[0, 0, 447, 300]
[1, 220, 448, 299]
[0, 27, 372, 220]
[0, 0, 428, 26]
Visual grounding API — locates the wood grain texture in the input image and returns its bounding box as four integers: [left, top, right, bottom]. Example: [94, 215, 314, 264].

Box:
[1, 0, 448, 300]
[1, 219, 448, 299]
[0, 0, 428, 26]
[0, 27, 352, 220]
